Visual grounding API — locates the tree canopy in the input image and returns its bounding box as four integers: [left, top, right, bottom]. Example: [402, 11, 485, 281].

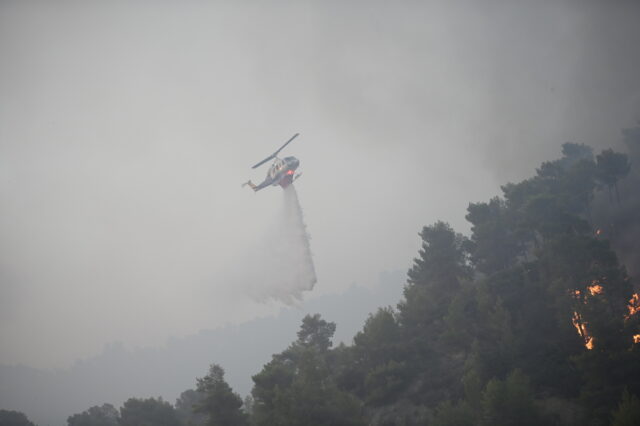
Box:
[195, 364, 248, 426]
[67, 404, 119, 426]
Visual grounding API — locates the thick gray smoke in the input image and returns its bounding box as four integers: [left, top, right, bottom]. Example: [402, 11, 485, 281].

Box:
[241, 185, 317, 303]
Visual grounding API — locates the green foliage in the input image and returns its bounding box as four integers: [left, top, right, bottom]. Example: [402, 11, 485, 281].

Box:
[441, 286, 477, 350]
[119, 397, 180, 426]
[353, 308, 400, 363]
[574, 349, 640, 425]
[175, 389, 207, 426]
[67, 404, 118, 426]
[461, 360, 483, 412]
[501, 144, 599, 242]
[344, 308, 407, 403]
[480, 370, 541, 426]
[363, 360, 408, 406]
[610, 389, 640, 426]
[195, 364, 247, 426]
[0, 410, 36, 426]
[596, 149, 630, 203]
[466, 198, 523, 274]
[399, 221, 470, 338]
[405, 221, 471, 291]
[394, 222, 473, 407]
[542, 235, 633, 352]
[251, 314, 365, 426]
[560, 143, 594, 166]
[297, 314, 336, 352]
[430, 400, 475, 426]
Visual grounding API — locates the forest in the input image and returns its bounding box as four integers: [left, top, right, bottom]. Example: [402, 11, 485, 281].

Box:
[4, 124, 640, 426]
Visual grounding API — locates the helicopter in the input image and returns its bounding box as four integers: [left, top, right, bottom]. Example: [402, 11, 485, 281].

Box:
[242, 133, 302, 192]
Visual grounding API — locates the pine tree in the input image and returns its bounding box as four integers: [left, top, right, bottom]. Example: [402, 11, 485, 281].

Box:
[195, 365, 248, 426]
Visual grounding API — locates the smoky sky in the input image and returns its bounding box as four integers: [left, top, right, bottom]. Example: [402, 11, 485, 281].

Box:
[1, 1, 640, 368]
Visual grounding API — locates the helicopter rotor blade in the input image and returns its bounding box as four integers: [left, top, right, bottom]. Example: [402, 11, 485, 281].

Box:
[273, 133, 299, 156]
[250, 133, 300, 169]
[251, 154, 276, 169]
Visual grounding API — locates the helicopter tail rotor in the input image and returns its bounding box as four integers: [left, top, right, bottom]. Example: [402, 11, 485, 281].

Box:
[242, 180, 257, 191]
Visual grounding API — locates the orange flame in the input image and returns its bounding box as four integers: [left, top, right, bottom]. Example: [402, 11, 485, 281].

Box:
[587, 284, 603, 295]
[627, 294, 640, 319]
[572, 311, 593, 350]
[571, 281, 603, 304]
[570, 286, 640, 350]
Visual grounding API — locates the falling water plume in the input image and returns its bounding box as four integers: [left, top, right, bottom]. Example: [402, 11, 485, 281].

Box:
[240, 184, 316, 304]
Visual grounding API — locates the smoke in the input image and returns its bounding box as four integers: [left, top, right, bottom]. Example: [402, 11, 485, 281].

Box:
[239, 185, 317, 304]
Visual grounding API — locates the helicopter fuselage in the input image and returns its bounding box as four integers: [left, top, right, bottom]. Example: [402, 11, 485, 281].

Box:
[266, 156, 300, 188]
[243, 133, 302, 192]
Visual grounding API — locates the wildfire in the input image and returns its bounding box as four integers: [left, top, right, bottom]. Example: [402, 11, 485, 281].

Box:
[570, 287, 640, 349]
[627, 294, 640, 319]
[571, 280, 604, 303]
[572, 311, 594, 350]
[587, 283, 603, 295]
[626, 294, 640, 345]
[570, 280, 602, 350]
